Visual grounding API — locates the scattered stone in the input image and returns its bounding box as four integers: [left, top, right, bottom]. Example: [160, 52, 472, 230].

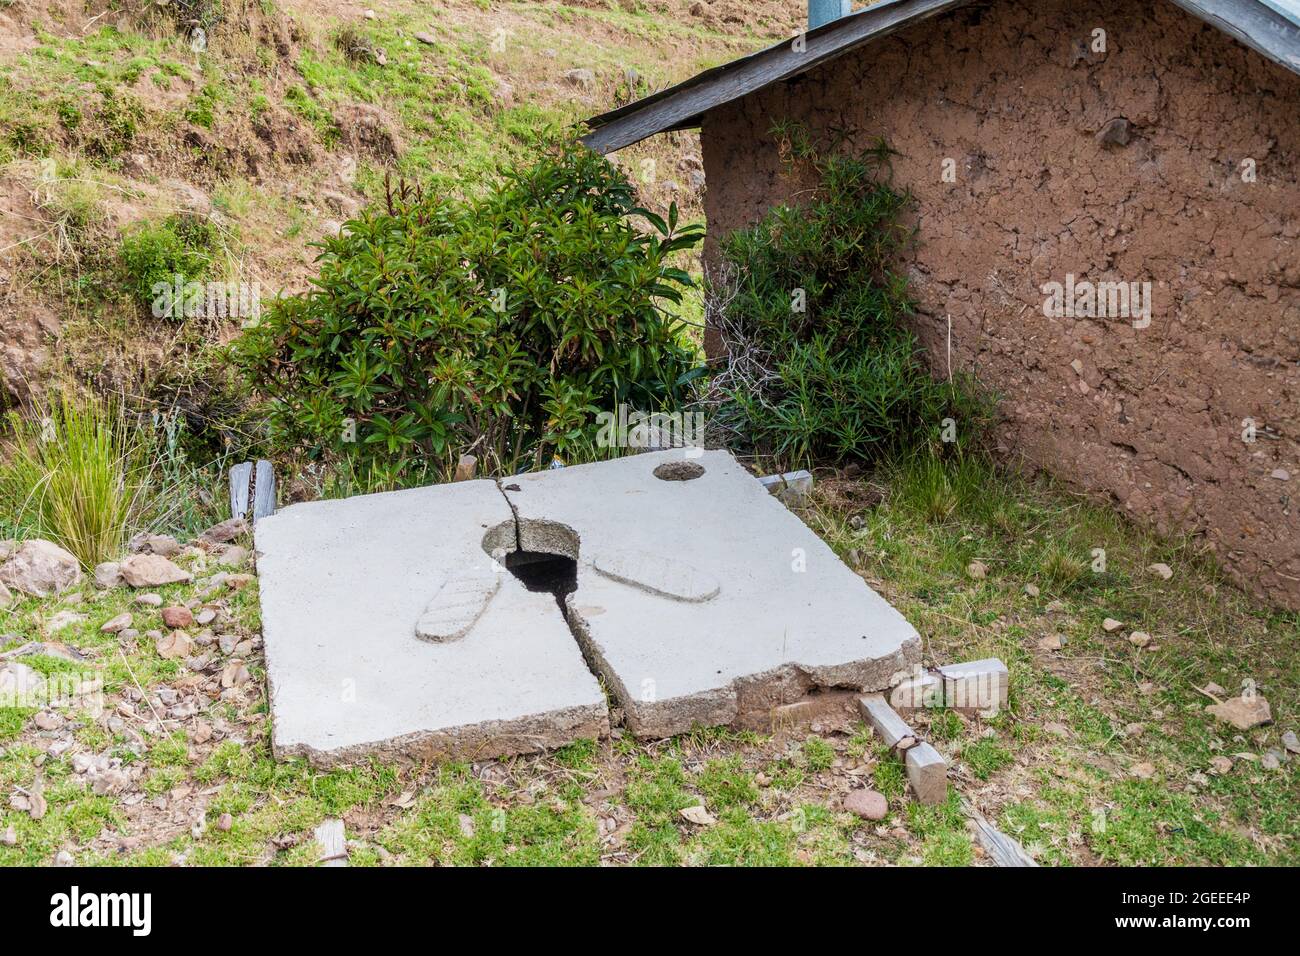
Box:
[1206, 695, 1272, 731]
[843, 788, 888, 821]
[1147, 562, 1173, 580]
[453, 454, 477, 482]
[1128, 631, 1152, 648]
[966, 560, 988, 580]
[217, 546, 249, 569]
[1209, 755, 1233, 775]
[563, 68, 596, 90]
[1270, 468, 1290, 481]
[220, 659, 251, 689]
[1023, 583, 1040, 597]
[905, 743, 948, 805]
[0, 540, 82, 597]
[1283, 730, 1299, 755]
[1261, 750, 1284, 771]
[0, 824, 15, 846]
[100, 613, 133, 634]
[195, 608, 218, 626]
[93, 562, 123, 589]
[199, 518, 248, 546]
[53, 850, 73, 866]
[155, 630, 193, 660]
[135, 592, 163, 607]
[32, 711, 61, 730]
[225, 573, 255, 591]
[1124, 722, 1145, 737]
[129, 533, 181, 557]
[161, 606, 193, 629]
[413, 31, 436, 45]
[1204, 682, 1227, 697]
[1101, 617, 1123, 632]
[679, 805, 716, 826]
[120, 554, 193, 588]
[1037, 634, 1065, 651]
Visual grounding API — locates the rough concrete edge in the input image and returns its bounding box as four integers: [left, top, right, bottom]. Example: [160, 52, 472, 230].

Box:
[270, 700, 612, 770]
[564, 600, 922, 738]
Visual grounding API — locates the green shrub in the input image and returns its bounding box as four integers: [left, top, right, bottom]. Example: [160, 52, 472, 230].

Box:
[232, 139, 702, 483]
[707, 132, 987, 470]
[119, 214, 220, 315]
[0, 395, 150, 567]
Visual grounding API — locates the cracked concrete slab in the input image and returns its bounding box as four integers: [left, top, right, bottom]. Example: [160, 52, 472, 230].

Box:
[255, 480, 609, 766]
[503, 449, 921, 738]
[255, 448, 920, 764]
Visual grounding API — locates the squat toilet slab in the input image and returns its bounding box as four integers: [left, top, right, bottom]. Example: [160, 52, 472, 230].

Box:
[255, 448, 920, 765]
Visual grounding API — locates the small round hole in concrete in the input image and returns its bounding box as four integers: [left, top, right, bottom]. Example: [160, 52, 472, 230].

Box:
[653, 460, 705, 481]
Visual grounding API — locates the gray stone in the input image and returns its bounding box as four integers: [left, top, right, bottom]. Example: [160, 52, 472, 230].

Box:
[129, 533, 181, 557]
[905, 742, 948, 805]
[93, 562, 123, 589]
[1206, 694, 1272, 730]
[0, 540, 82, 597]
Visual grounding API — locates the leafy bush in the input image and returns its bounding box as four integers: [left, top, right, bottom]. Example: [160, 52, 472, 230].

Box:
[0, 395, 150, 567]
[232, 140, 703, 483]
[707, 133, 987, 469]
[119, 214, 220, 315]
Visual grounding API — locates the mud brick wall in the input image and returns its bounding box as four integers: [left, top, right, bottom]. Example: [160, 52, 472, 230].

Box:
[700, 0, 1300, 608]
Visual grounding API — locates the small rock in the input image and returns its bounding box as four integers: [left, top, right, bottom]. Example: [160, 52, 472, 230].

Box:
[1023, 583, 1040, 597]
[1102, 617, 1123, 632]
[1209, 755, 1233, 775]
[135, 593, 163, 607]
[32, 711, 62, 730]
[1096, 116, 1131, 147]
[195, 608, 217, 626]
[129, 533, 181, 557]
[156, 630, 193, 660]
[0, 824, 15, 846]
[93, 562, 123, 589]
[161, 606, 194, 629]
[1204, 682, 1227, 697]
[563, 68, 596, 90]
[1261, 750, 1283, 771]
[453, 455, 477, 482]
[100, 612, 133, 634]
[46, 610, 86, 633]
[1206, 695, 1272, 731]
[217, 546, 248, 569]
[678, 805, 716, 826]
[1128, 631, 1152, 648]
[217, 812, 233, 832]
[1270, 468, 1290, 481]
[966, 560, 988, 580]
[842, 788, 888, 821]
[1147, 562, 1173, 580]
[1283, 730, 1299, 755]
[220, 659, 250, 689]
[120, 554, 193, 588]
[54, 850, 74, 866]
[1124, 722, 1145, 737]
[413, 31, 436, 45]
[1037, 634, 1065, 651]
[199, 518, 248, 546]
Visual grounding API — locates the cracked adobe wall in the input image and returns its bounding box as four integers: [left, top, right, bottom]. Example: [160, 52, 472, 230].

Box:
[700, 0, 1300, 608]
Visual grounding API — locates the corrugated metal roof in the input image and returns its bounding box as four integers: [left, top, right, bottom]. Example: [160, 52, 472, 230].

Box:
[582, 0, 1300, 154]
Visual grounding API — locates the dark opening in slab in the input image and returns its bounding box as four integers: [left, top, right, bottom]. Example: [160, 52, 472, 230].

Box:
[504, 550, 578, 608]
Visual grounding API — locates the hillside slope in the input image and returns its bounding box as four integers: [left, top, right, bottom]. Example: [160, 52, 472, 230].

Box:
[0, 0, 803, 415]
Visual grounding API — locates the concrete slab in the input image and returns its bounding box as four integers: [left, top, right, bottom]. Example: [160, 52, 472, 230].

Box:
[255, 480, 609, 766]
[505, 449, 920, 737]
